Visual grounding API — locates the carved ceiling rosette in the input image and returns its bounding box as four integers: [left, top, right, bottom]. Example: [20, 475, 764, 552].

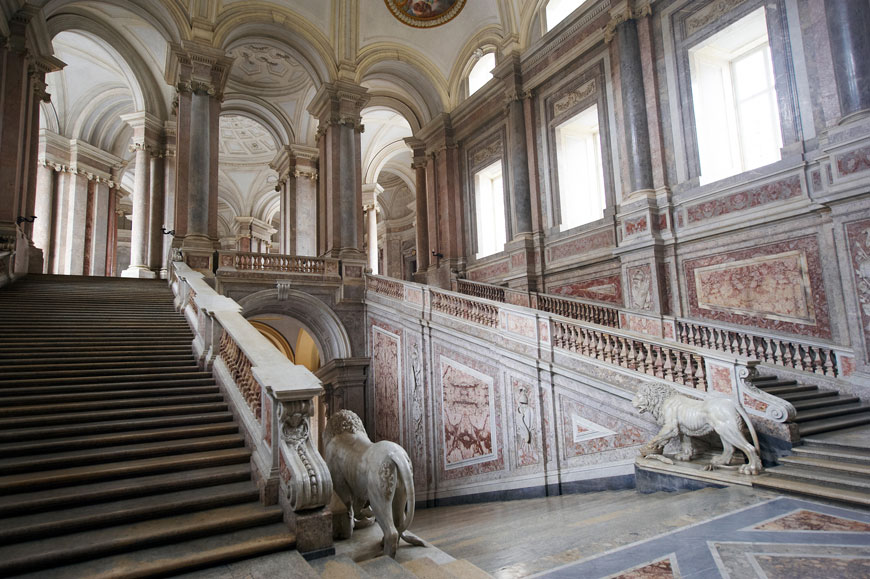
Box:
[384, 0, 467, 28]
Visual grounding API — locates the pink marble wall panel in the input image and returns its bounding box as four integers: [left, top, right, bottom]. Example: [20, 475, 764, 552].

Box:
[709, 364, 733, 394]
[845, 218, 870, 359]
[743, 393, 769, 413]
[539, 320, 550, 344]
[512, 378, 540, 467]
[558, 395, 646, 459]
[404, 287, 423, 306]
[511, 252, 526, 267]
[345, 265, 363, 278]
[441, 357, 496, 466]
[659, 262, 673, 316]
[683, 236, 831, 339]
[627, 263, 653, 311]
[619, 313, 662, 338]
[837, 145, 870, 177]
[658, 213, 668, 232]
[547, 230, 614, 263]
[549, 274, 623, 305]
[505, 312, 537, 339]
[663, 321, 676, 341]
[407, 336, 429, 487]
[280, 451, 291, 484]
[435, 345, 504, 480]
[624, 216, 648, 237]
[263, 394, 272, 446]
[469, 259, 510, 281]
[685, 176, 802, 225]
[372, 323, 402, 443]
[810, 169, 822, 192]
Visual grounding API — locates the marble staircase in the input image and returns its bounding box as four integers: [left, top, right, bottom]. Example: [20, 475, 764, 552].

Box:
[751, 375, 870, 507]
[752, 375, 870, 436]
[0, 275, 295, 577]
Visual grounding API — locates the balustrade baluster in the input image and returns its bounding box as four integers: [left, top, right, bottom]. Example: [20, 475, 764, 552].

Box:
[663, 348, 674, 381]
[653, 346, 664, 378]
[694, 356, 706, 391]
[673, 349, 685, 384]
[627, 340, 638, 370]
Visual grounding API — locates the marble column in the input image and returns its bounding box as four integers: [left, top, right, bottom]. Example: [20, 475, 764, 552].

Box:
[147, 150, 165, 272]
[32, 163, 55, 273]
[89, 181, 110, 276]
[406, 139, 429, 274]
[307, 81, 370, 259]
[825, 0, 870, 118]
[611, 8, 653, 194]
[294, 159, 318, 257]
[122, 142, 155, 278]
[279, 177, 295, 255]
[0, 29, 29, 238]
[186, 87, 211, 245]
[365, 204, 378, 274]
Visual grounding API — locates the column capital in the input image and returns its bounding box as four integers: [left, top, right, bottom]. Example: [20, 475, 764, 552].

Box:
[165, 41, 233, 100]
[307, 80, 371, 133]
[120, 111, 164, 149]
[362, 183, 384, 206]
[604, 1, 652, 43]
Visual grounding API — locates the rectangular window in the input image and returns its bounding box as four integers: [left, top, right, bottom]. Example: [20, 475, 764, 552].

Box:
[690, 7, 782, 185]
[474, 160, 506, 258]
[554, 103, 606, 230]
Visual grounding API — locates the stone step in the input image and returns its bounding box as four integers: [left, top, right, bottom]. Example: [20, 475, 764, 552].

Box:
[311, 554, 369, 579]
[0, 362, 203, 382]
[0, 433, 244, 475]
[359, 555, 417, 578]
[0, 481, 259, 544]
[0, 410, 234, 444]
[752, 476, 870, 508]
[794, 403, 870, 422]
[441, 559, 493, 579]
[759, 384, 819, 396]
[753, 378, 799, 388]
[12, 523, 295, 579]
[0, 355, 196, 372]
[798, 412, 870, 436]
[0, 344, 193, 357]
[0, 392, 225, 418]
[0, 421, 239, 457]
[0, 376, 217, 398]
[0, 447, 251, 495]
[0, 463, 252, 518]
[0, 384, 220, 408]
[0, 369, 214, 388]
[762, 464, 870, 493]
[792, 444, 870, 465]
[172, 549, 319, 579]
[0, 502, 285, 577]
[777, 455, 870, 477]
[773, 389, 838, 402]
[801, 434, 870, 456]
[791, 395, 861, 412]
[402, 556, 460, 579]
[0, 401, 229, 430]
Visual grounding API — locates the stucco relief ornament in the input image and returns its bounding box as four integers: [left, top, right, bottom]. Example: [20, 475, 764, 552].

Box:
[384, 0, 467, 28]
[853, 227, 870, 330]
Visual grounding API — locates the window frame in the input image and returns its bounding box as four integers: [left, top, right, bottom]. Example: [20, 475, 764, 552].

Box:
[465, 130, 510, 260]
[673, 0, 800, 186]
[544, 64, 614, 233]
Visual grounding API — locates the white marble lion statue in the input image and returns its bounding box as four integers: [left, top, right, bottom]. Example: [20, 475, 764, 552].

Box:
[632, 383, 762, 475]
[322, 409, 424, 558]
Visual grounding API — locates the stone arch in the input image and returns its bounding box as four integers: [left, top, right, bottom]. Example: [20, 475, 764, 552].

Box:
[448, 26, 505, 106]
[46, 13, 169, 120]
[355, 44, 449, 117]
[221, 95, 295, 148]
[42, 0, 188, 44]
[237, 289, 353, 366]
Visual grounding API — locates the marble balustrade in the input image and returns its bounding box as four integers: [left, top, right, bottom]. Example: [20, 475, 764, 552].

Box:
[169, 261, 333, 546]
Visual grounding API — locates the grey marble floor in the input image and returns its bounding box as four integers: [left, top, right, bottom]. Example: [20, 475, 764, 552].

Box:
[410, 485, 870, 578]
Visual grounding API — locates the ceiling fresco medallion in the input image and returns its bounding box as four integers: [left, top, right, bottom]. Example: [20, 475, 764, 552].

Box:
[384, 0, 467, 28]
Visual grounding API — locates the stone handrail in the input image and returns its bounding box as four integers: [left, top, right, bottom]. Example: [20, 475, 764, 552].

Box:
[454, 277, 620, 328]
[218, 251, 341, 277]
[0, 250, 14, 289]
[367, 274, 796, 425]
[677, 319, 848, 378]
[169, 262, 333, 525]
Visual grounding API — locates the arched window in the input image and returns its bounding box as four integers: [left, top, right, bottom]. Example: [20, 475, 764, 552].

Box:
[468, 51, 496, 96]
[545, 0, 589, 31]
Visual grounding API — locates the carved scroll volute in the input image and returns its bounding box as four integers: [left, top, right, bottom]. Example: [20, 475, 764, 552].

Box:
[276, 399, 333, 511]
[737, 363, 797, 423]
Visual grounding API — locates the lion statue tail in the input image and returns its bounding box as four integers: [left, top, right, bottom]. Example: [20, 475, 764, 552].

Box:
[390, 450, 425, 547]
[735, 403, 761, 459]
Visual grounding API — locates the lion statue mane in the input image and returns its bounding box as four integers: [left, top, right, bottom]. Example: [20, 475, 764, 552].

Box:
[322, 409, 424, 557]
[632, 383, 762, 475]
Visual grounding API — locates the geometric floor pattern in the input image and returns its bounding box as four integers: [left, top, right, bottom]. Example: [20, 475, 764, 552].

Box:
[536, 497, 870, 578]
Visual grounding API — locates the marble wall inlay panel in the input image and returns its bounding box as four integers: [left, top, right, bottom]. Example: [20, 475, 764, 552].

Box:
[845, 218, 870, 359]
[558, 395, 644, 459]
[683, 236, 831, 339]
[547, 230, 614, 263]
[469, 259, 510, 281]
[550, 274, 623, 305]
[694, 251, 816, 325]
[685, 176, 802, 225]
[627, 264, 653, 311]
[440, 356, 497, 469]
[512, 378, 540, 467]
[372, 324, 402, 443]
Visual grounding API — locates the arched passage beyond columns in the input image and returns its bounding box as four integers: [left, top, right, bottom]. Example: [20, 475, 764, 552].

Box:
[237, 288, 352, 365]
[236, 287, 368, 433]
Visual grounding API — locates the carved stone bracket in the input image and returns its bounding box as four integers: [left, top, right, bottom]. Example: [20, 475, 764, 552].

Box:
[736, 363, 797, 423]
[276, 398, 333, 511]
[604, 2, 652, 43]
